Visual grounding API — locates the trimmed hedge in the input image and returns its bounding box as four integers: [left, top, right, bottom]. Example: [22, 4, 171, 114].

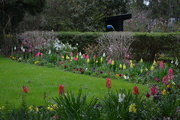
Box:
[56, 32, 180, 62]
[132, 32, 180, 62]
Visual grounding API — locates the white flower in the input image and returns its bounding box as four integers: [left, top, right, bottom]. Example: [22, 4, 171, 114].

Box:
[14, 46, 16, 50]
[48, 50, 51, 54]
[103, 53, 106, 57]
[171, 60, 174, 64]
[118, 93, 125, 102]
[123, 75, 129, 79]
[175, 59, 178, 66]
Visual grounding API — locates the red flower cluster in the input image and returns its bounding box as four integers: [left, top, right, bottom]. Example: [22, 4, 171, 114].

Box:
[58, 85, 64, 95]
[22, 86, 28, 93]
[105, 78, 111, 88]
[132, 86, 139, 95]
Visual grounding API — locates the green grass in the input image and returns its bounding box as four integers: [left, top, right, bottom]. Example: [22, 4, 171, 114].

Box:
[0, 57, 149, 108]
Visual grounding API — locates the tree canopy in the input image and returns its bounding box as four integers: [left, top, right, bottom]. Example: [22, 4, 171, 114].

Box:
[0, 0, 46, 34]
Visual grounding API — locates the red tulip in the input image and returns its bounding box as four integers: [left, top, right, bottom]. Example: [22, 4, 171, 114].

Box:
[58, 85, 64, 95]
[132, 86, 139, 95]
[105, 78, 111, 89]
[22, 86, 28, 93]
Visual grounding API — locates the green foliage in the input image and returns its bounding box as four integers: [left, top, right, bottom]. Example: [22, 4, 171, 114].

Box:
[53, 89, 100, 119]
[0, 0, 45, 34]
[56, 31, 180, 62]
[132, 32, 180, 62]
[43, 0, 130, 31]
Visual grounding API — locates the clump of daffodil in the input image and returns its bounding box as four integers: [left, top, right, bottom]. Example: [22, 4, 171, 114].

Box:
[129, 103, 137, 113]
[29, 105, 39, 112]
[47, 104, 58, 111]
[123, 64, 126, 70]
[34, 61, 39, 64]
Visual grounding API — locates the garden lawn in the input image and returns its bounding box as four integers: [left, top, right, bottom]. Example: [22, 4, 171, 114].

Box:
[0, 57, 149, 108]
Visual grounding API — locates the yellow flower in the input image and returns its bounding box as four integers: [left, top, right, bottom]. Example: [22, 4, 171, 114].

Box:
[35, 107, 39, 112]
[123, 64, 126, 70]
[152, 60, 156, 65]
[145, 68, 148, 71]
[119, 64, 122, 68]
[111, 60, 114, 65]
[140, 58, 143, 62]
[47, 106, 54, 111]
[140, 69, 143, 73]
[130, 60, 133, 63]
[150, 65, 154, 71]
[66, 55, 69, 59]
[130, 63, 134, 68]
[34, 61, 39, 64]
[87, 59, 90, 63]
[162, 89, 166, 95]
[52, 104, 58, 109]
[100, 57, 103, 63]
[129, 103, 137, 113]
[29, 105, 33, 110]
[76, 55, 78, 58]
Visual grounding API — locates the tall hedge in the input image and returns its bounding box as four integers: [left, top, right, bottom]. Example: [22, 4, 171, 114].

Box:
[57, 32, 180, 62]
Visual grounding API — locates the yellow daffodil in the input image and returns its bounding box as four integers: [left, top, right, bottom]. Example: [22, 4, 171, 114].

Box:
[66, 55, 69, 59]
[145, 68, 148, 71]
[129, 103, 137, 113]
[150, 66, 154, 71]
[111, 60, 114, 65]
[47, 106, 54, 111]
[130, 63, 134, 68]
[87, 59, 90, 63]
[96, 60, 98, 63]
[140, 69, 143, 73]
[140, 58, 143, 62]
[152, 60, 156, 65]
[100, 57, 103, 63]
[119, 64, 122, 68]
[123, 64, 126, 70]
[34, 61, 39, 64]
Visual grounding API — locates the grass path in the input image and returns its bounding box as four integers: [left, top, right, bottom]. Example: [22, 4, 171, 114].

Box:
[0, 57, 149, 108]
